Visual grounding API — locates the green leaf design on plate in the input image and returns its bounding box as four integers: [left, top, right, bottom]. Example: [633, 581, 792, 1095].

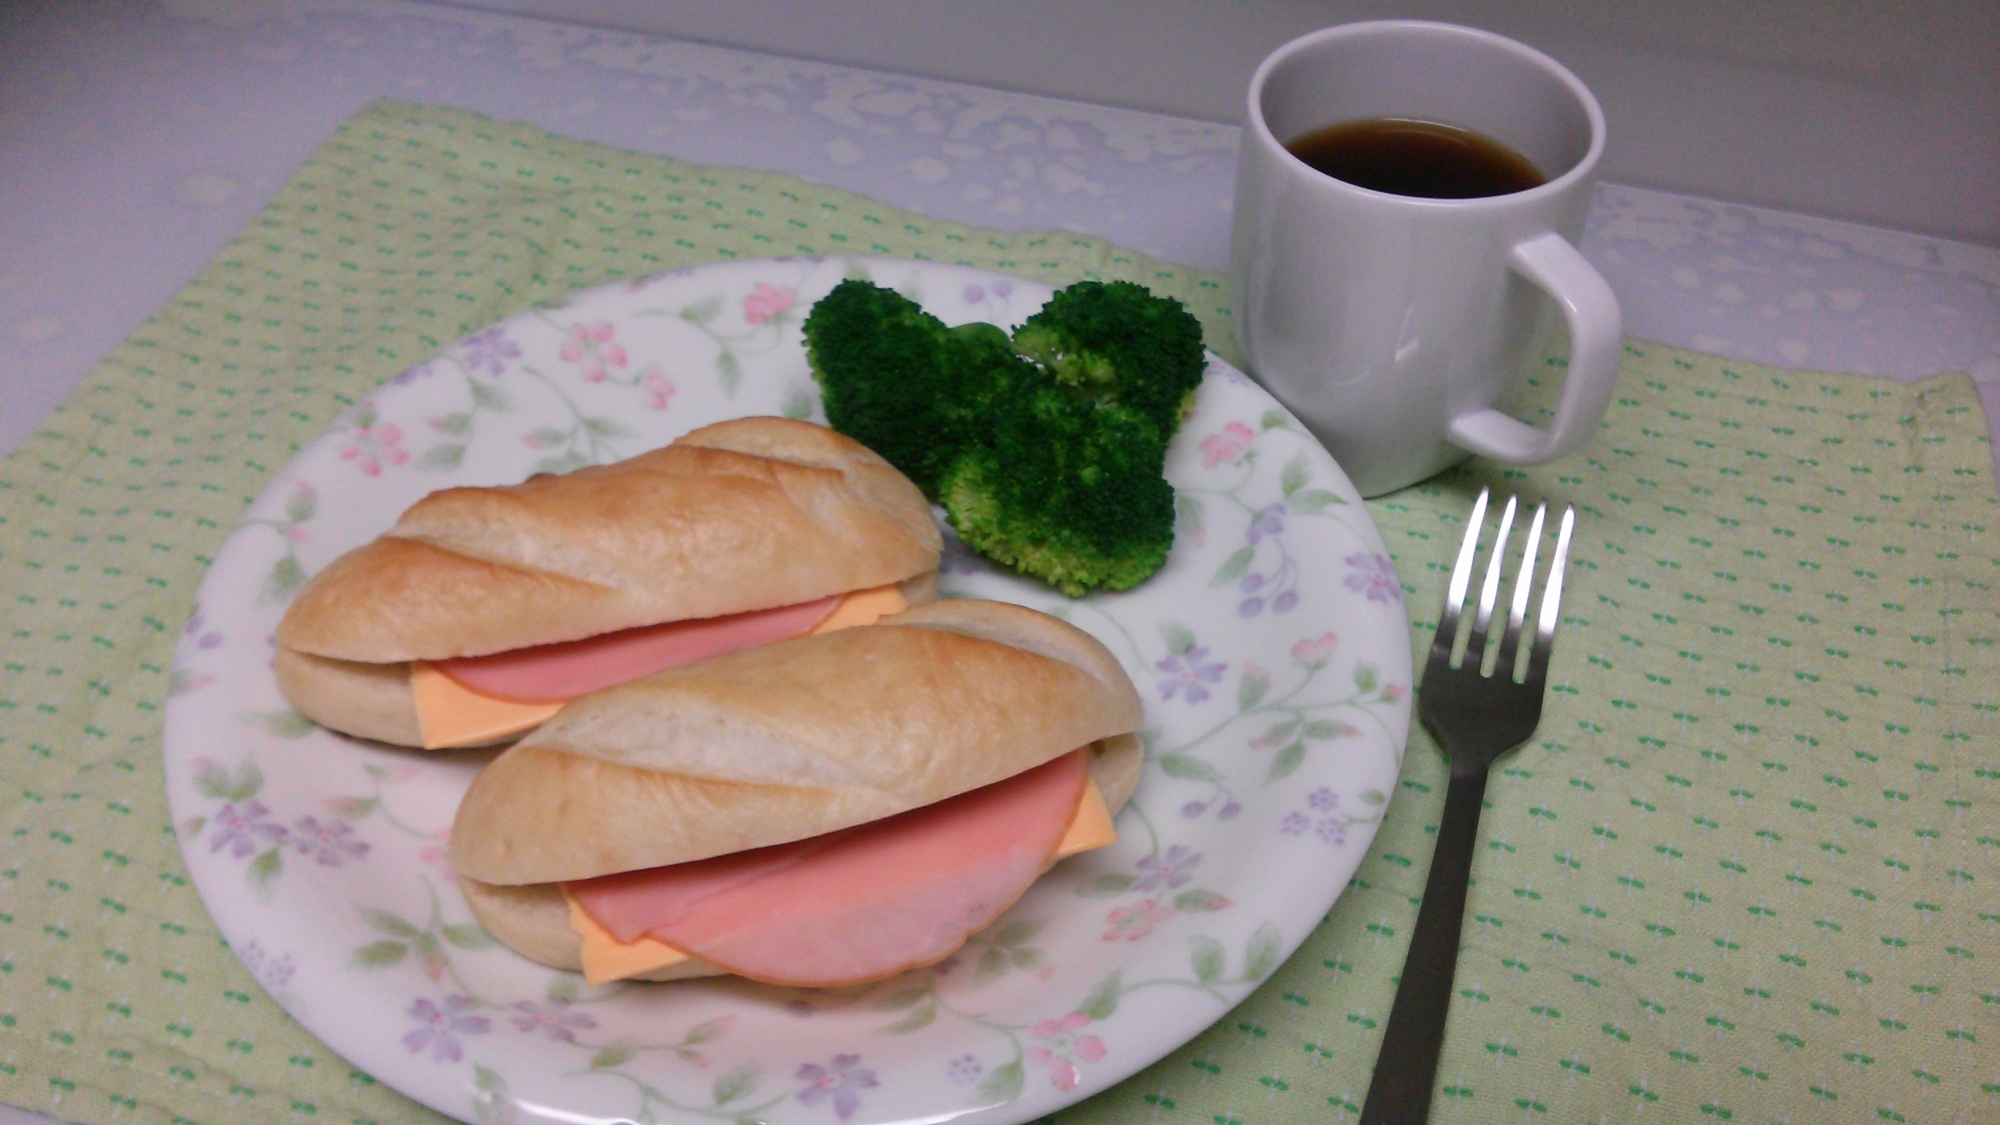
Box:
[716, 349, 742, 396]
[351, 940, 408, 968]
[1078, 873, 1137, 898]
[1268, 741, 1306, 782]
[713, 1062, 760, 1105]
[591, 1043, 634, 1070]
[1303, 719, 1359, 740]
[781, 386, 816, 420]
[686, 1015, 733, 1045]
[261, 556, 304, 603]
[248, 847, 282, 892]
[1238, 664, 1271, 711]
[1159, 754, 1221, 782]
[1354, 661, 1380, 692]
[1079, 971, 1122, 1020]
[1280, 452, 1309, 497]
[1175, 493, 1205, 543]
[988, 919, 1045, 947]
[546, 974, 579, 1003]
[1191, 935, 1225, 983]
[419, 443, 466, 471]
[467, 380, 510, 411]
[428, 412, 472, 437]
[442, 923, 495, 950]
[1260, 409, 1289, 431]
[241, 710, 315, 739]
[359, 908, 420, 938]
[879, 999, 937, 1034]
[582, 416, 632, 440]
[1174, 889, 1231, 913]
[974, 946, 1008, 985]
[1244, 922, 1283, 980]
[284, 488, 318, 523]
[1209, 546, 1255, 588]
[1360, 789, 1388, 805]
[1160, 621, 1197, 656]
[194, 759, 263, 803]
[680, 295, 723, 324]
[1290, 488, 1345, 513]
[979, 1061, 1024, 1104]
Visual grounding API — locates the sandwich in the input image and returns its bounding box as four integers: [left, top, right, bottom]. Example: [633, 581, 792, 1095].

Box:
[449, 598, 1144, 988]
[272, 417, 942, 749]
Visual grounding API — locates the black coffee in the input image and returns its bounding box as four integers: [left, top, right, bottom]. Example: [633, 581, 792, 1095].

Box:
[1285, 117, 1546, 199]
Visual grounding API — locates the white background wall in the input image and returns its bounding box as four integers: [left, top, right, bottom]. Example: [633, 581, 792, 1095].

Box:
[438, 0, 2000, 246]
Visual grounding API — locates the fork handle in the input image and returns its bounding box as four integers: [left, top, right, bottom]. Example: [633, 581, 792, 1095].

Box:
[1358, 766, 1491, 1125]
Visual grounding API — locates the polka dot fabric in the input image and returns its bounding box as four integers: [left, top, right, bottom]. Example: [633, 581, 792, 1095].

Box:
[0, 101, 1993, 1125]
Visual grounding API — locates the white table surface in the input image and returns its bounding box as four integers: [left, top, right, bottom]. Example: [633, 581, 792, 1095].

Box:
[2, 2, 1998, 1123]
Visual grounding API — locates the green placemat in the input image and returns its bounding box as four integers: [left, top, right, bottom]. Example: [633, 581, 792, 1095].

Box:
[1, 100, 1994, 1125]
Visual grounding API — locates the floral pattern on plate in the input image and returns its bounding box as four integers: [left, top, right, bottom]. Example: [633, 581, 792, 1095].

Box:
[163, 257, 1411, 1125]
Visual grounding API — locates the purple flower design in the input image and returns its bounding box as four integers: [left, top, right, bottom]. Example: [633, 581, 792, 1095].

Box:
[402, 996, 491, 1063]
[947, 1054, 984, 1084]
[288, 816, 370, 866]
[938, 524, 987, 575]
[208, 801, 287, 859]
[181, 614, 224, 650]
[1238, 505, 1300, 617]
[510, 997, 597, 1043]
[1156, 645, 1226, 704]
[796, 1054, 878, 1120]
[458, 327, 520, 377]
[1343, 552, 1402, 603]
[237, 941, 293, 989]
[962, 284, 986, 303]
[1134, 845, 1202, 892]
[1280, 788, 1347, 845]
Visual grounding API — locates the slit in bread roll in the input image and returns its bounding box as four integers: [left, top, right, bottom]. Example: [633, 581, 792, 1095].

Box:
[270, 418, 941, 747]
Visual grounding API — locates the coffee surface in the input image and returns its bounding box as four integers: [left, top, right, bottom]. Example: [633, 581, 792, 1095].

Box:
[1285, 117, 1546, 199]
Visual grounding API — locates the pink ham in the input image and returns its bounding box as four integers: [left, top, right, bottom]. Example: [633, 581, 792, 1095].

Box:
[434, 595, 839, 702]
[566, 750, 1090, 986]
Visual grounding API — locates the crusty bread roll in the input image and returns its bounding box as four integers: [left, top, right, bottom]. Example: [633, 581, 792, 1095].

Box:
[451, 598, 1146, 980]
[271, 417, 942, 746]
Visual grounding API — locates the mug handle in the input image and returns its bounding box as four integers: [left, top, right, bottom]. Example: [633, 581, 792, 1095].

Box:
[1445, 232, 1622, 464]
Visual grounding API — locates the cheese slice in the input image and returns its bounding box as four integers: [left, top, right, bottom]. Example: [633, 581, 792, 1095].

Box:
[412, 585, 911, 750]
[568, 777, 1120, 985]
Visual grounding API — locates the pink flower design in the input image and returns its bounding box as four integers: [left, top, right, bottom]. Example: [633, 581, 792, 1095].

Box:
[1102, 899, 1174, 941]
[743, 283, 797, 326]
[1383, 683, 1407, 703]
[1292, 631, 1338, 666]
[1199, 422, 1255, 468]
[418, 830, 457, 883]
[642, 367, 678, 411]
[559, 322, 627, 383]
[340, 416, 410, 477]
[1025, 1012, 1106, 1091]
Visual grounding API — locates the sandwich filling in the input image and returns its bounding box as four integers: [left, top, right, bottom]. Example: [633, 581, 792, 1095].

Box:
[564, 751, 1117, 986]
[410, 583, 909, 748]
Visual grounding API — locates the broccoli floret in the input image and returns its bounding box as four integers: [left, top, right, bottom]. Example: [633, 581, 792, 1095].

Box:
[804, 276, 1202, 596]
[939, 387, 1175, 596]
[1011, 280, 1206, 435]
[804, 280, 1032, 496]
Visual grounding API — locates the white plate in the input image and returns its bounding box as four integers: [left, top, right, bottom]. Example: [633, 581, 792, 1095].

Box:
[163, 258, 1411, 1125]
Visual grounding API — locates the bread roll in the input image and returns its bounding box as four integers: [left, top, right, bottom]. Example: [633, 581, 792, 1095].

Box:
[271, 418, 941, 745]
[450, 599, 1147, 978]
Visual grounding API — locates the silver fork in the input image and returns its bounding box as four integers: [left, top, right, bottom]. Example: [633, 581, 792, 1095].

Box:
[1358, 488, 1575, 1125]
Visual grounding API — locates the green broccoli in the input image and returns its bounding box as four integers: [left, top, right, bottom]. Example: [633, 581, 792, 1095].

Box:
[940, 387, 1175, 596]
[803, 276, 1202, 595]
[1011, 280, 1207, 435]
[803, 279, 1033, 496]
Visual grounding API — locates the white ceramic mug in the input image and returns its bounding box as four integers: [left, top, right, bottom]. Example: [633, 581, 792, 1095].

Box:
[1229, 21, 1622, 497]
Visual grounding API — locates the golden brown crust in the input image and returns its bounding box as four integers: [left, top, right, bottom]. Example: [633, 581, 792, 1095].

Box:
[276, 418, 940, 663]
[451, 599, 1145, 885]
[458, 734, 1144, 978]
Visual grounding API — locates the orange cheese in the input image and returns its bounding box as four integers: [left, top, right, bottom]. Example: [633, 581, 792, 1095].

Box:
[412, 585, 911, 750]
[568, 778, 1119, 985]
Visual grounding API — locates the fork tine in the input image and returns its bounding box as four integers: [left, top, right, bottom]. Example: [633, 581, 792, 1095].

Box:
[1466, 494, 1517, 670]
[1497, 501, 1547, 680]
[1435, 488, 1490, 664]
[1527, 505, 1576, 677]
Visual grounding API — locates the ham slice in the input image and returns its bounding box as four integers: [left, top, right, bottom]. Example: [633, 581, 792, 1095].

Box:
[433, 595, 840, 702]
[566, 750, 1090, 986]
